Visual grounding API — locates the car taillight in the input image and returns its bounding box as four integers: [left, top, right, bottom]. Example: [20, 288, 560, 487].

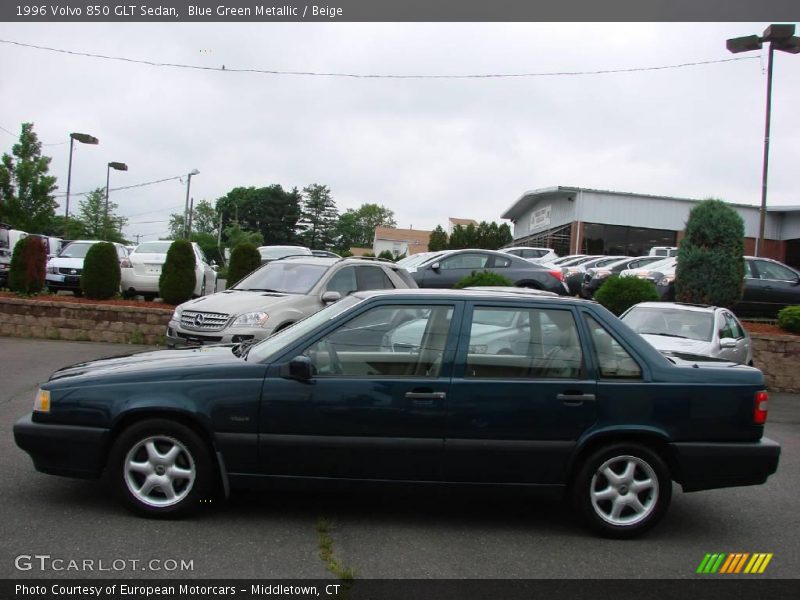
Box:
[754, 390, 769, 425]
[120, 258, 131, 268]
[548, 269, 564, 281]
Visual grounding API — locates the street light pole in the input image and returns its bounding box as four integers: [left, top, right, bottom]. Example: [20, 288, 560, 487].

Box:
[105, 162, 128, 239]
[64, 132, 99, 234]
[183, 169, 200, 239]
[727, 24, 800, 257]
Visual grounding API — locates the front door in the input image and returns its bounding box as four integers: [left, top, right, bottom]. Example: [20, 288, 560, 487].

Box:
[443, 303, 597, 485]
[259, 301, 460, 481]
[420, 252, 492, 288]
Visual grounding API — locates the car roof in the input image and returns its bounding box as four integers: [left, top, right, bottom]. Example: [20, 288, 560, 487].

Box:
[629, 302, 719, 313]
[352, 288, 590, 303]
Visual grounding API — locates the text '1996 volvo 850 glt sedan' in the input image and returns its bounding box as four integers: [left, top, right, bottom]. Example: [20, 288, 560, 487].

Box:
[14, 290, 779, 538]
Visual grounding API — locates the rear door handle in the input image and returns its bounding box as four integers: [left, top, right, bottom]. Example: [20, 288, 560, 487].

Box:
[557, 393, 596, 406]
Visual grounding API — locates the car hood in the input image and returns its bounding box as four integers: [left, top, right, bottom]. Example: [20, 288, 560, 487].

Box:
[639, 334, 714, 356]
[47, 345, 243, 384]
[178, 289, 308, 315]
[48, 257, 85, 269]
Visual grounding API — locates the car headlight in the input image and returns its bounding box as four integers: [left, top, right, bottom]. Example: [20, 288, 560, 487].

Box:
[657, 275, 675, 286]
[33, 389, 50, 413]
[171, 307, 183, 321]
[231, 312, 270, 328]
[47, 265, 59, 274]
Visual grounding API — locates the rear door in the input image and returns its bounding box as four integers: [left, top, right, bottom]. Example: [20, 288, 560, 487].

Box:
[442, 302, 597, 485]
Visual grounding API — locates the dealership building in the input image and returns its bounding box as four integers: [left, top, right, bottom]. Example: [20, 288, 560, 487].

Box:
[501, 186, 800, 268]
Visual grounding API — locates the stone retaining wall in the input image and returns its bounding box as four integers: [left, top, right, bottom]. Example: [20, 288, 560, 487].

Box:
[751, 333, 800, 393]
[0, 297, 172, 345]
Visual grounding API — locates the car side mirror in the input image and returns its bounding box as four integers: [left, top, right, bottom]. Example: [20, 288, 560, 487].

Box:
[430, 262, 441, 271]
[280, 355, 314, 381]
[321, 291, 341, 304]
[719, 338, 737, 349]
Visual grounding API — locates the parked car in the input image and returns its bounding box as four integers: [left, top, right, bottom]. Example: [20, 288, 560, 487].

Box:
[562, 256, 626, 296]
[311, 250, 341, 259]
[0, 224, 27, 287]
[45, 240, 129, 296]
[257, 245, 312, 264]
[582, 256, 666, 299]
[398, 251, 454, 273]
[648, 246, 678, 257]
[410, 249, 569, 294]
[620, 257, 676, 281]
[15, 289, 779, 538]
[621, 302, 753, 365]
[166, 256, 418, 347]
[120, 240, 217, 301]
[542, 254, 587, 267]
[501, 246, 558, 264]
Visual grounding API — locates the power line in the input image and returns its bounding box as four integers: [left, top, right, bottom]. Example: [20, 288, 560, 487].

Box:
[0, 38, 759, 80]
[0, 123, 67, 146]
[54, 175, 184, 198]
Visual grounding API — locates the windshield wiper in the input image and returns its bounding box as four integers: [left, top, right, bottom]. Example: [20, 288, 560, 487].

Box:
[233, 338, 259, 358]
[640, 331, 690, 339]
[243, 288, 288, 293]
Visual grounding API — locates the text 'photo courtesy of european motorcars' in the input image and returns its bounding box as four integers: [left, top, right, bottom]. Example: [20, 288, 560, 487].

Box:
[15, 289, 779, 539]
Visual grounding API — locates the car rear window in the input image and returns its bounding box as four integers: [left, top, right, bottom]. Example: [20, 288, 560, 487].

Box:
[135, 241, 172, 254]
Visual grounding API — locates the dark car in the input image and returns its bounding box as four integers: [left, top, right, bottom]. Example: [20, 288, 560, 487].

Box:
[15, 289, 779, 538]
[657, 257, 800, 317]
[563, 256, 626, 296]
[582, 256, 666, 299]
[409, 249, 569, 295]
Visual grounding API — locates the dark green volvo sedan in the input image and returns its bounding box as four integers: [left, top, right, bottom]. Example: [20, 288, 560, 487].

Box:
[14, 290, 780, 537]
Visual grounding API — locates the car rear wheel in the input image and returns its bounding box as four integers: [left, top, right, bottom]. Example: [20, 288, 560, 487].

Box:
[108, 419, 215, 518]
[572, 443, 671, 538]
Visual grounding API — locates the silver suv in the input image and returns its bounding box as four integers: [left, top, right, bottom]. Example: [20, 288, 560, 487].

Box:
[166, 256, 418, 347]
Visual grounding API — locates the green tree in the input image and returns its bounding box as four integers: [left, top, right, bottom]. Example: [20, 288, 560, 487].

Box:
[223, 223, 264, 250]
[336, 203, 396, 250]
[449, 225, 468, 249]
[8, 236, 47, 294]
[227, 243, 261, 287]
[168, 199, 219, 239]
[159, 240, 196, 304]
[81, 242, 121, 300]
[76, 188, 128, 242]
[428, 225, 448, 252]
[0, 123, 58, 233]
[298, 184, 339, 249]
[497, 223, 513, 248]
[216, 185, 301, 246]
[675, 199, 745, 307]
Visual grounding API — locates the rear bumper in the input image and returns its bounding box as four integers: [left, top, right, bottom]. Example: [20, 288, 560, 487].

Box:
[13, 413, 109, 479]
[120, 270, 160, 293]
[670, 437, 780, 492]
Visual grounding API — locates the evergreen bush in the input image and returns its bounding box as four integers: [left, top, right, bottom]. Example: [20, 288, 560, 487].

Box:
[454, 270, 513, 289]
[675, 199, 745, 307]
[377, 250, 395, 261]
[159, 240, 196, 304]
[777, 306, 800, 334]
[227, 243, 261, 287]
[593, 275, 659, 316]
[9, 236, 47, 294]
[81, 242, 121, 300]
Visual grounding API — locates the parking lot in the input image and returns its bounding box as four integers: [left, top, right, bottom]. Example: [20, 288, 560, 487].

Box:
[1, 337, 798, 580]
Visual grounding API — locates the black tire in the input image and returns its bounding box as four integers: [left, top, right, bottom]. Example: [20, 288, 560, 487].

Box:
[107, 419, 216, 518]
[571, 443, 671, 539]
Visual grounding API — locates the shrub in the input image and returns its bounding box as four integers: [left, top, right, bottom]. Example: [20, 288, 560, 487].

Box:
[594, 275, 659, 316]
[8, 236, 47, 294]
[454, 270, 513, 289]
[377, 250, 395, 261]
[777, 306, 800, 334]
[81, 242, 121, 300]
[227, 243, 261, 287]
[675, 199, 745, 307]
[159, 240, 196, 304]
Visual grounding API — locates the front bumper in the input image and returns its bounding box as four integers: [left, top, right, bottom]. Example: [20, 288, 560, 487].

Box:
[14, 413, 110, 479]
[165, 319, 268, 348]
[670, 437, 780, 492]
[45, 273, 81, 290]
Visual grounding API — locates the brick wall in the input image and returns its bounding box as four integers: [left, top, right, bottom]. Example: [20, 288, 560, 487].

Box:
[751, 333, 800, 393]
[0, 297, 172, 345]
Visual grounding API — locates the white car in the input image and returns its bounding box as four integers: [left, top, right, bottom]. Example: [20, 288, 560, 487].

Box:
[257, 245, 312, 264]
[620, 302, 753, 365]
[502, 247, 558, 264]
[619, 257, 676, 281]
[121, 240, 217, 300]
[46, 240, 129, 296]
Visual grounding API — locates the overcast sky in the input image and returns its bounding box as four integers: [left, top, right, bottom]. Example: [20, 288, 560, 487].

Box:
[1, 22, 798, 241]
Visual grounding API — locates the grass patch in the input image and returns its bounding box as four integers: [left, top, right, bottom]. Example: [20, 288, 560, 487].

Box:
[316, 518, 356, 582]
[130, 329, 144, 344]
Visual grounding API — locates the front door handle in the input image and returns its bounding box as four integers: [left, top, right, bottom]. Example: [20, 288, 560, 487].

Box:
[557, 393, 596, 406]
[405, 391, 447, 400]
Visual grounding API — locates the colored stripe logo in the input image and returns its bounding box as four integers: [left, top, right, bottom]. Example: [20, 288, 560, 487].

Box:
[697, 553, 773, 574]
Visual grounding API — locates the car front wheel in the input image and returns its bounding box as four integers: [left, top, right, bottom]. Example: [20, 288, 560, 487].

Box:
[572, 443, 671, 538]
[108, 419, 215, 517]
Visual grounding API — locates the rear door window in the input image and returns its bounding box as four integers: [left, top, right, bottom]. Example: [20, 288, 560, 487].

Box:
[356, 265, 395, 291]
[585, 315, 642, 379]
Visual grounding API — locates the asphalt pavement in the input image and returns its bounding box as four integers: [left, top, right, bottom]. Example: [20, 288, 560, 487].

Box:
[1, 337, 798, 580]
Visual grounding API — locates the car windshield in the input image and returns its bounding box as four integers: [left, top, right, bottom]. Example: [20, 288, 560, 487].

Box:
[246, 295, 363, 363]
[259, 246, 310, 260]
[135, 241, 172, 254]
[0, 227, 8, 249]
[622, 307, 714, 342]
[58, 242, 96, 258]
[233, 261, 329, 294]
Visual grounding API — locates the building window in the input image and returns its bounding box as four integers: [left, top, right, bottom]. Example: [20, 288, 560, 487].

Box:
[582, 223, 677, 256]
